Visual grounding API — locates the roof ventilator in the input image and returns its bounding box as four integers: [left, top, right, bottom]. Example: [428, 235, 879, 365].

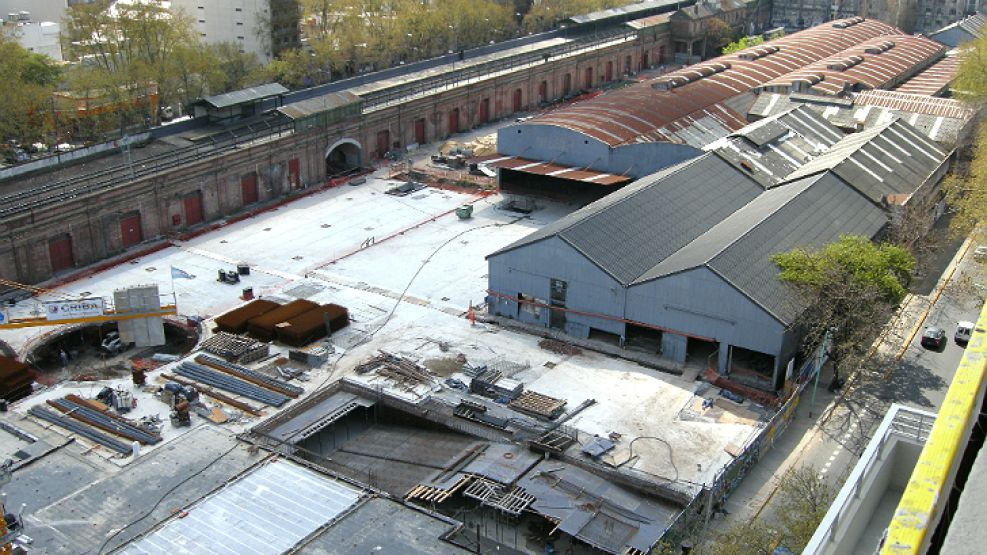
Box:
[738, 45, 779, 61]
[864, 40, 895, 55]
[827, 55, 864, 71]
[832, 16, 865, 29]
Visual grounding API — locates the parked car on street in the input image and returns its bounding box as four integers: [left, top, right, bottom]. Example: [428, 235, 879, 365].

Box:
[921, 326, 946, 350]
[955, 321, 975, 346]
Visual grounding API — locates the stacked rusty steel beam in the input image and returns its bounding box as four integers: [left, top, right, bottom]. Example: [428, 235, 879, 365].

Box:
[275, 304, 349, 347]
[214, 299, 281, 334]
[246, 299, 319, 342]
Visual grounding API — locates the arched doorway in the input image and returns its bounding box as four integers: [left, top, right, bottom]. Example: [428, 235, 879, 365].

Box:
[325, 139, 362, 177]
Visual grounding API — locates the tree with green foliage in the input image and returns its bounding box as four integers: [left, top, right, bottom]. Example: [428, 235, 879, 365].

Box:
[706, 466, 835, 554]
[0, 34, 61, 147]
[772, 235, 914, 383]
[943, 33, 987, 236]
[722, 34, 763, 55]
[521, 0, 634, 33]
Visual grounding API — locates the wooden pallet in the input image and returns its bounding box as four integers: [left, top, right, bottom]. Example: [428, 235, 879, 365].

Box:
[509, 390, 567, 420]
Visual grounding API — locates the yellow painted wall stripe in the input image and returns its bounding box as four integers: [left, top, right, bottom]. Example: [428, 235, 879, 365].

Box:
[882, 301, 987, 554]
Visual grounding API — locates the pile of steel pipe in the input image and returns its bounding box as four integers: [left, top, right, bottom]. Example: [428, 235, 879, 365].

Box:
[194, 354, 304, 397]
[47, 397, 161, 445]
[175, 362, 289, 407]
[28, 406, 132, 455]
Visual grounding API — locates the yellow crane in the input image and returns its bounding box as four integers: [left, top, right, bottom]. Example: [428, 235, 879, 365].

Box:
[0, 279, 177, 330]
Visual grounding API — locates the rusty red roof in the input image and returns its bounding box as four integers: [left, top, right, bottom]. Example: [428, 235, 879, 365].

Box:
[760, 35, 946, 96]
[894, 53, 960, 96]
[524, 17, 901, 147]
[482, 156, 633, 186]
[853, 89, 974, 120]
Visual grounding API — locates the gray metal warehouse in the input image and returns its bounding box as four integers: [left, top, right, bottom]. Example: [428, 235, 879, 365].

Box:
[486, 106, 950, 395]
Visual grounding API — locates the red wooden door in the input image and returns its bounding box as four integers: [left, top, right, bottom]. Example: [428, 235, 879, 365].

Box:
[448, 108, 459, 134]
[563, 73, 572, 94]
[120, 213, 143, 247]
[241, 172, 259, 205]
[48, 234, 74, 274]
[605, 61, 613, 82]
[183, 191, 204, 226]
[414, 118, 426, 144]
[478, 99, 489, 124]
[376, 130, 390, 158]
[584, 67, 593, 89]
[512, 89, 522, 112]
[288, 158, 300, 188]
[538, 81, 547, 103]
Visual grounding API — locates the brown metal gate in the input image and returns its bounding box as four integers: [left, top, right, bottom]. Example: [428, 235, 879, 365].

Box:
[414, 118, 426, 145]
[448, 108, 459, 135]
[538, 81, 547, 103]
[512, 89, 522, 113]
[478, 99, 489, 124]
[48, 234, 74, 274]
[241, 172, 259, 205]
[183, 191, 204, 226]
[584, 67, 593, 89]
[120, 213, 143, 248]
[288, 158, 300, 188]
[605, 61, 613, 82]
[376, 130, 390, 159]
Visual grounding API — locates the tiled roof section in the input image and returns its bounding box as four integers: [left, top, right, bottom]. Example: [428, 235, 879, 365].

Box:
[784, 118, 950, 205]
[707, 106, 845, 188]
[758, 35, 946, 96]
[522, 18, 901, 147]
[854, 90, 973, 120]
[487, 154, 763, 285]
[635, 172, 887, 324]
[894, 53, 959, 96]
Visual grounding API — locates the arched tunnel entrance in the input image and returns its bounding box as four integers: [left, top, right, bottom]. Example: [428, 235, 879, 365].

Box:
[25, 320, 199, 384]
[326, 139, 362, 177]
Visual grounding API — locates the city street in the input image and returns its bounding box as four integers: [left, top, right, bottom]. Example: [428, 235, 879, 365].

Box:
[711, 229, 985, 539]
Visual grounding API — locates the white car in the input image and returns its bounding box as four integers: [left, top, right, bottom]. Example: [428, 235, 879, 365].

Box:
[974, 246, 987, 262]
[956, 321, 975, 346]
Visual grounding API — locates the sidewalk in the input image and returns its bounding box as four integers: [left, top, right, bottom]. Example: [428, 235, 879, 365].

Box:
[713, 365, 840, 527]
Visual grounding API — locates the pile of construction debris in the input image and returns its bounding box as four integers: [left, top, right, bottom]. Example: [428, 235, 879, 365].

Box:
[355, 351, 436, 390]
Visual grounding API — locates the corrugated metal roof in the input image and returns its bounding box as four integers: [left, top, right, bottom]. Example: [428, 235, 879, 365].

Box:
[569, 0, 687, 24]
[518, 461, 678, 554]
[625, 13, 671, 29]
[893, 53, 959, 96]
[519, 18, 901, 147]
[278, 91, 360, 120]
[488, 154, 763, 285]
[759, 35, 946, 96]
[635, 172, 887, 324]
[747, 92, 971, 147]
[484, 156, 632, 186]
[784, 118, 949, 205]
[930, 13, 987, 44]
[200, 83, 288, 109]
[707, 106, 844, 188]
[119, 459, 363, 555]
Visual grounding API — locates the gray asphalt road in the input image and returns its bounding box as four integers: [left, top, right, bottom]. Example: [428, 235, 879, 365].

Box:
[737, 237, 984, 529]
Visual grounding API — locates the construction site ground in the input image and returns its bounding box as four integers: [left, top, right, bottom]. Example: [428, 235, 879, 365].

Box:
[1, 126, 761, 553]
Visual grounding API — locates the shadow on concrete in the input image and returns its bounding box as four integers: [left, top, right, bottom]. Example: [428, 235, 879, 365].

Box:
[911, 213, 965, 296]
